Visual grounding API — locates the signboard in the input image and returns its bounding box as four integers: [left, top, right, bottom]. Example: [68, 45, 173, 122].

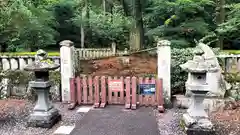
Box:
[108, 80, 123, 91]
[139, 84, 156, 95]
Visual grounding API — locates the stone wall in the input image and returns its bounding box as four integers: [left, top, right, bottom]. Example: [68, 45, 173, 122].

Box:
[0, 70, 61, 101]
[0, 56, 60, 71]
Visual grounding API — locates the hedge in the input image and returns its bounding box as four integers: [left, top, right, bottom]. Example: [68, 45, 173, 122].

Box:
[220, 50, 240, 54]
[0, 52, 60, 56]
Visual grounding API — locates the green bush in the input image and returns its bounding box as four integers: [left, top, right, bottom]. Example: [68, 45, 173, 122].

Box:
[171, 48, 194, 94]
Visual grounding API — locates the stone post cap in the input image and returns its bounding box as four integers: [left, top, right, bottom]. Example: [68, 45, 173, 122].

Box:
[59, 40, 74, 47]
[157, 40, 171, 46]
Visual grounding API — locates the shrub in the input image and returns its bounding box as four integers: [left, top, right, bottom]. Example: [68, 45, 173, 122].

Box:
[171, 48, 194, 94]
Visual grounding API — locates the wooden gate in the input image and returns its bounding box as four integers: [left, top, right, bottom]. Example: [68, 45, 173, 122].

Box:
[69, 76, 164, 112]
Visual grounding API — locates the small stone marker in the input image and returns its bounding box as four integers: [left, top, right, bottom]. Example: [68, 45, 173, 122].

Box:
[76, 106, 92, 113]
[180, 47, 216, 135]
[24, 49, 61, 128]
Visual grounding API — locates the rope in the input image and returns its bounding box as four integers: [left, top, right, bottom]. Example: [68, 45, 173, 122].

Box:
[126, 47, 157, 55]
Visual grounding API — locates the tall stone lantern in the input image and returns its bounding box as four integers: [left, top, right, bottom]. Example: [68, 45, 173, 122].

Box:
[180, 47, 217, 135]
[24, 50, 61, 128]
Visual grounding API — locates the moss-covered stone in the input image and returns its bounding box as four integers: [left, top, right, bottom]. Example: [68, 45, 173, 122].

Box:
[179, 118, 187, 133]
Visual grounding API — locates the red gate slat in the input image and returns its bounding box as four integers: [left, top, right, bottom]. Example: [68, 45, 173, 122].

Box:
[138, 77, 143, 106]
[150, 77, 156, 106]
[157, 78, 164, 113]
[88, 76, 93, 104]
[125, 77, 131, 109]
[120, 77, 124, 104]
[70, 78, 77, 105]
[131, 76, 137, 110]
[94, 76, 100, 108]
[144, 77, 150, 106]
[76, 77, 82, 105]
[113, 76, 118, 104]
[82, 76, 88, 104]
[108, 76, 113, 104]
[100, 76, 107, 108]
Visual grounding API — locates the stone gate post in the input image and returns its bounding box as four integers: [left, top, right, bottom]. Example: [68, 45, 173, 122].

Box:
[60, 40, 75, 103]
[157, 40, 171, 106]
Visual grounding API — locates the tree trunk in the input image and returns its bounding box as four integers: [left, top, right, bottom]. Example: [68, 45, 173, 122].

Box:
[103, 0, 106, 14]
[130, 0, 144, 51]
[81, 9, 85, 48]
[85, 0, 90, 47]
[81, 24, 85, 48]
[81, 0, 90, 48]
[216, 0, 225, 49]
[120, 0, 130, 16]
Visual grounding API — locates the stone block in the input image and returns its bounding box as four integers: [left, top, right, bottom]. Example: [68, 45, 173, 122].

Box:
[186, 128, 216, 135]
[11, 85, 27, 96]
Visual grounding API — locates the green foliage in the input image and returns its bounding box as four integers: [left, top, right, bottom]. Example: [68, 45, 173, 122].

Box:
[0, 0, 57, 52]
[171, 48, 194, 93]
[217, 3, 240, 40]
[145, 0, 215, 48]
[71, 2, 132, 48]
[0, 0, 238, 52]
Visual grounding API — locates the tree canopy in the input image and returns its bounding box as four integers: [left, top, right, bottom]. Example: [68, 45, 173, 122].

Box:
[0, 0, 238, 52]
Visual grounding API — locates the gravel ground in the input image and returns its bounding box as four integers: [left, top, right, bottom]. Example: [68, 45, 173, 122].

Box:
[0, 100, 84, 135]
[155, 108, 186, 135]
[3, 99, 238, 135]
[210, 101, 240, 135]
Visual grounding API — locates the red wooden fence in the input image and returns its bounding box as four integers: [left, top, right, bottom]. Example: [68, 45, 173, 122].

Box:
[69, 76, 164, 113]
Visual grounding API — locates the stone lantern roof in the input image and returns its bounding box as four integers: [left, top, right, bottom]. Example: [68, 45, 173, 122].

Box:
[24, 49, 60, 72]
[180, 47, 219, 73]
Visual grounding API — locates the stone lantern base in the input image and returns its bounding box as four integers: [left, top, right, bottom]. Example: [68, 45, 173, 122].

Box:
[27, 108, 61, 128]
[27, 81, 61, 128]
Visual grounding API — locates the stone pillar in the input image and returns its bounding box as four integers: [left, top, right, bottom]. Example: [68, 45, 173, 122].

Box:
[19, 56, 27, 70]
[10, 57, 18, 70]
[2, 56, 10, 70]
[60, 40, 75, 103]
[27, 57, 33, 65]
[157, 40, 171, 106]
[111, 42, 117, 55]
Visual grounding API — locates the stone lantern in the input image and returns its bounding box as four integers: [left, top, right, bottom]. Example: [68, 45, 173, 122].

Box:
[24, 49, 61, 128]
[180, 47, 217, 135]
